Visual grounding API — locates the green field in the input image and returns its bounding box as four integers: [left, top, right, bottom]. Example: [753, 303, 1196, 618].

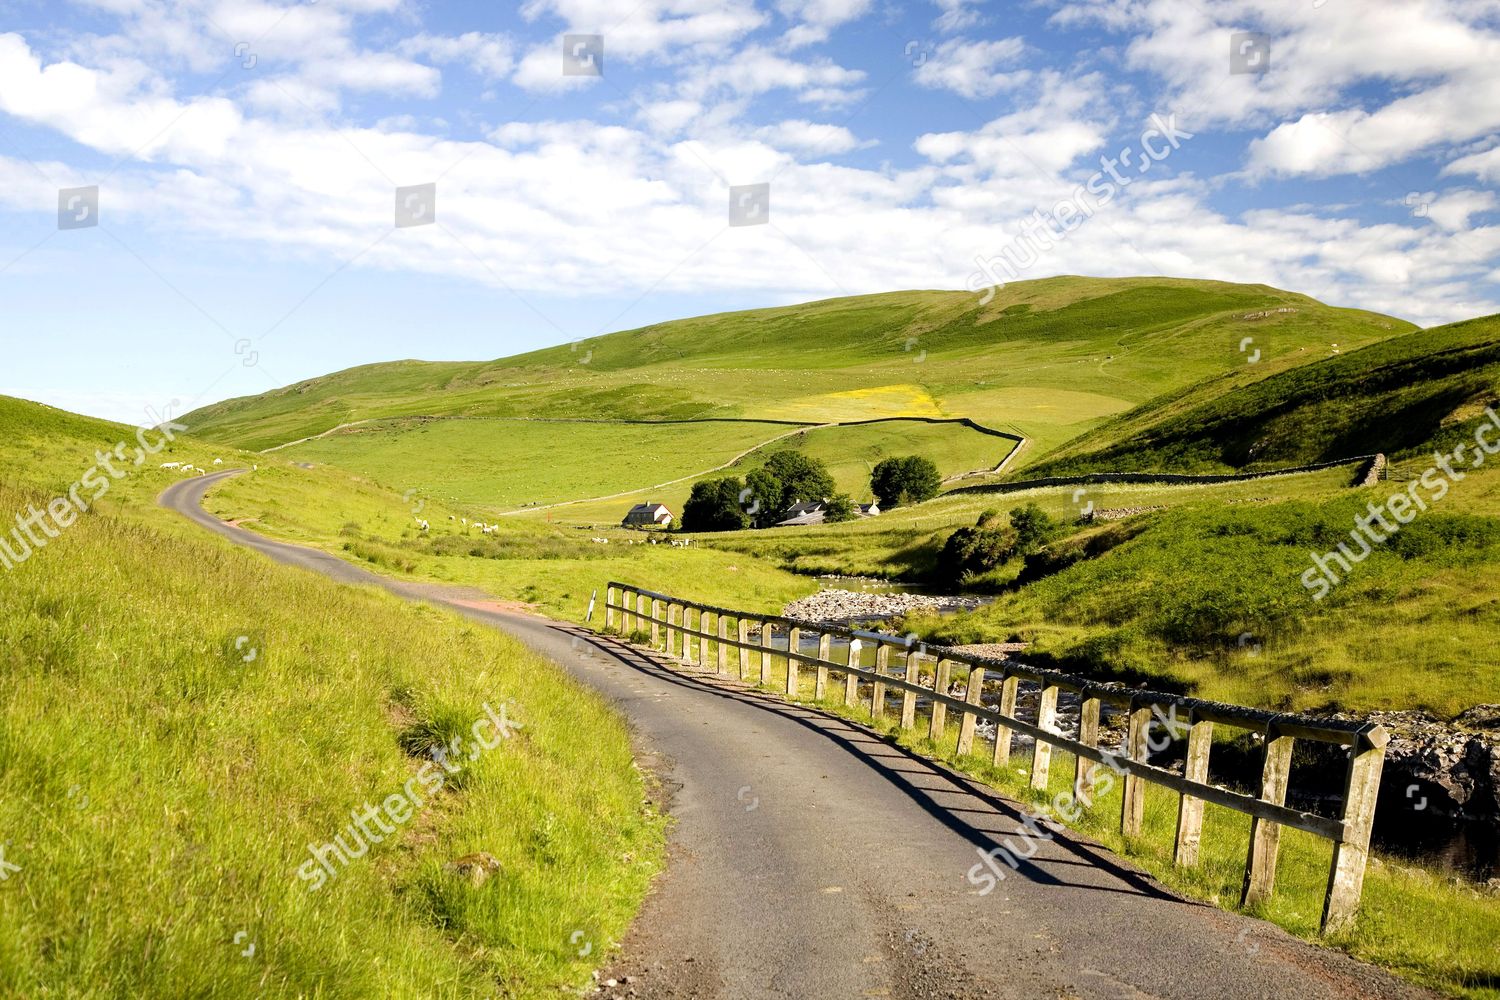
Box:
[0, 397, 663, 997]
[282, 417, 797, 513]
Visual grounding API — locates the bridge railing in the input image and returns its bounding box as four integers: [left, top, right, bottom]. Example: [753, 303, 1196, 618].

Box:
[603, 581, 1387, 935]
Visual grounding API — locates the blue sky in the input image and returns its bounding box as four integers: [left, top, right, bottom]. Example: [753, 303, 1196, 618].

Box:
[1, 0, 1497, 424]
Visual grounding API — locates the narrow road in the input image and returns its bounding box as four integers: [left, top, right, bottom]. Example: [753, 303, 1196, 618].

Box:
[164, 470, 1432, 1000]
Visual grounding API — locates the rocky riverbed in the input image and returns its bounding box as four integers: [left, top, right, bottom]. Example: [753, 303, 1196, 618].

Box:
[783, 588, 985, 623]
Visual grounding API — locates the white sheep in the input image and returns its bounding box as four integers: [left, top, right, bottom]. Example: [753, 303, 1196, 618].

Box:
[213, 458, 223, 465]
[416, 519, 430, 531]
[160, 462, 181, 470]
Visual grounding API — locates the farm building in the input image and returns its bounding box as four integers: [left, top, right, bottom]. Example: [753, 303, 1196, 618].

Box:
[775, 499, 881, 528]
[623, 502, 673, 528]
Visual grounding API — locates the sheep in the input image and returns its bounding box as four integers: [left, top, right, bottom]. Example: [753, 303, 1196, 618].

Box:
[416, 519, 430, 531]
[160, 462, 181, 470]
[213, 458, 223, 465]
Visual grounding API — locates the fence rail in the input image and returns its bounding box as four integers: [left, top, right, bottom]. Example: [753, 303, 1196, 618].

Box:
[603, 581, 1388, 934]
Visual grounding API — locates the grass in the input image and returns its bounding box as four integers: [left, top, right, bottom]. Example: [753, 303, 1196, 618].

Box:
[619, 624, 1500, 999]
[901, 470, 1500, 719]
[281, 417, 797, 513]
[0, 396, 664, 997]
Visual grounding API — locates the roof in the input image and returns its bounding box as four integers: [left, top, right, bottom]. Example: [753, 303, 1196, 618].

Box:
[783, 500, 825, 517]
[627, 502, 669, 513]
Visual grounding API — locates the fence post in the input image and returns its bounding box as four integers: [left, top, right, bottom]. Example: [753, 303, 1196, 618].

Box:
[619, 589, 632, 634]
[899, 651, 919, 730]
[738, 619, 751, 678]
[759, 621, 773, 685]
[699, 609, 711, 667]
[606, 585, 617, 630]
[815, 633, 831, 700]
[667, 603, 680, 657]
[928, 659, 951, 741]
[1242, 725, 1296, 909]
[785, 626, 802, 696]
[872, 644, 890, 720]
[1030, 684, 1060, 791]
[1173, 711, 1214, 867]
[956, 666, 987, 757]
[681, 607, 695, 664]
[718, 615, 730, 674]
[993, 673, 1019, 767]
[1121, 701, 1152, 838]
[650, 599, 661, 649]
[1074, 691, 1101, 806]
[1321, 728, 1388, 934]
[843, 640, 861, 706]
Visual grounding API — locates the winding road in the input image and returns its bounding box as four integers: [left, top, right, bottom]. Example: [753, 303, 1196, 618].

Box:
[164, 470, 1432, 1000]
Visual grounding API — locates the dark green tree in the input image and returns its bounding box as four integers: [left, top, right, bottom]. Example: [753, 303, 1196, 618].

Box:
[871, 455, 942, 507]
[746, 451, 836, 522]
[681, 477, 751, 532]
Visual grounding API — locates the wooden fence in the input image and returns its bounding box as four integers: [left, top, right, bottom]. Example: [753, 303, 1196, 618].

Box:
[603, 582, 1388, 934]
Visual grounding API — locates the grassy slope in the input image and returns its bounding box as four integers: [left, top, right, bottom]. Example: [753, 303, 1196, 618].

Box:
[0, 396, 662, 998]
[184, 278, 1413, 464]
[1029, 314, 1500, 476]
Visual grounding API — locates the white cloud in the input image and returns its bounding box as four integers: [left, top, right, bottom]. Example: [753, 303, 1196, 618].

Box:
[756, 119, 870, 155]
[1426, 189, 1498, 233]
[913, 37, 1026, 99]
[932, 0, 983, 33]
[400, 32, 515, 80]
[776, 0, 874, 47]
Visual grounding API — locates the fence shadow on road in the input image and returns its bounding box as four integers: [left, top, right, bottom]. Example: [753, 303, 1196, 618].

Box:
[554, 623, 1196, 908]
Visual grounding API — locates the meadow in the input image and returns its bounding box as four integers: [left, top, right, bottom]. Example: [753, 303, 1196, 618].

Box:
[0, 397, 664, 997]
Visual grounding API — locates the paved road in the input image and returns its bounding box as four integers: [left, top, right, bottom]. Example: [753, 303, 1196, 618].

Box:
[164, 471, 1433, 1000]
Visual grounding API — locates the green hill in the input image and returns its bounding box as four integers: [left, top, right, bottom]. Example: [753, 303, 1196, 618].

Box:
[1028, 314, 1500, 476]
[184, 277, 1414, 461]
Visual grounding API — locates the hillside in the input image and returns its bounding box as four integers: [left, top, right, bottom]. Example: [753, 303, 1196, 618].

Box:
[1027, 314, 1500, 476]
[0, 395, 662, 997]
[183, 278, 1414, 461]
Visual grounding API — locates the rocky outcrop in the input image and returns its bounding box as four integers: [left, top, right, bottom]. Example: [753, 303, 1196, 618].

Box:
[783, 589, 984, 623]
[1356, 707, 1500, 819]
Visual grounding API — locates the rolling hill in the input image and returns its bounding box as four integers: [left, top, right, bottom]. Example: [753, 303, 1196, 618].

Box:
[183, 277, 1415, 464]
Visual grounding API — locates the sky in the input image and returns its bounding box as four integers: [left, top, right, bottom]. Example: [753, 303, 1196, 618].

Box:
[0, 0, 1498, 426]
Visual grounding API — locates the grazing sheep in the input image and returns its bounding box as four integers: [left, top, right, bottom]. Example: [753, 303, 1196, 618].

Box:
[213, 458, 223, 465]
[417, 519, 430, 531]
[160, 462, 181, 469]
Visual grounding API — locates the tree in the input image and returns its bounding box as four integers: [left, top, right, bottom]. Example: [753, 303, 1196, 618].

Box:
[745, 451, 836, 523]
[937, 525, 1013, 583]
[824, 493, 857, 523]
[681, 477, 750, 532]
[871, 455, 942, 507]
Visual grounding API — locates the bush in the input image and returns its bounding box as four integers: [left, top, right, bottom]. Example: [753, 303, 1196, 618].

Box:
[1009, 502, 1060, 555]
[938, 525, 1014, 583]
[871, 455, 942, 507]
